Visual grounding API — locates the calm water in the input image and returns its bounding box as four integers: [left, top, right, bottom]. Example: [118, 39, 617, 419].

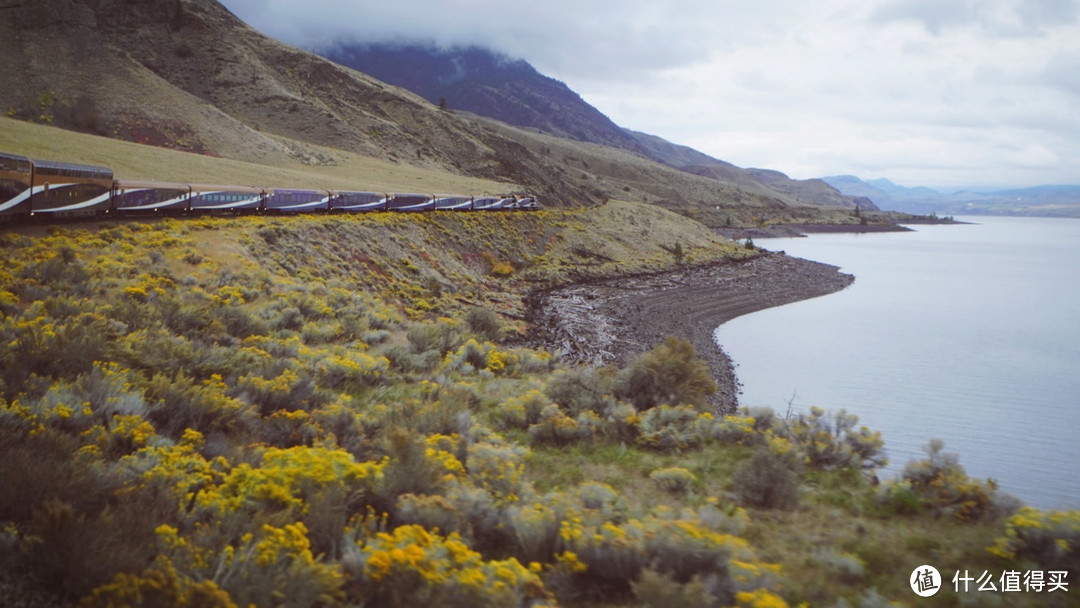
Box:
[713, 216, 1080, 510]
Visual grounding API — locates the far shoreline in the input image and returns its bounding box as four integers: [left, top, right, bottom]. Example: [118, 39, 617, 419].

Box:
[528, 251, 854, 413]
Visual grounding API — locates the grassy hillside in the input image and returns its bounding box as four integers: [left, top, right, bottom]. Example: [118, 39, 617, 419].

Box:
[0, 118, 513, 195]
[1, 189, 1075, 606]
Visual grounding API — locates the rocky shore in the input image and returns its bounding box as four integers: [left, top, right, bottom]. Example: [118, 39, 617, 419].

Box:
[527, 251, 854, 413]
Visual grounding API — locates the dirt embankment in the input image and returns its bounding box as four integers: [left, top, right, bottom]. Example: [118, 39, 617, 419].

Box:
[528, 251, 854, 413]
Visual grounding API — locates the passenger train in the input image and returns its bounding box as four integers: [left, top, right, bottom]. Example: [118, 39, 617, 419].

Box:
[0, 152, 538, 222]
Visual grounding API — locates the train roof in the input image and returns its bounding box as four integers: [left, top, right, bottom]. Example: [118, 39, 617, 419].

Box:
[268, 187, 332, 194]
[186, 184, 265, 194]
[0, 151, 31, 163]
[114, 179, 191, 191]
[31, 158, 113, 178]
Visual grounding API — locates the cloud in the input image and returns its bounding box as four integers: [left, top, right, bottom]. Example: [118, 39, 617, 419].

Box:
[219, 0, 1080, 188]
[869, 0, 1080, 36]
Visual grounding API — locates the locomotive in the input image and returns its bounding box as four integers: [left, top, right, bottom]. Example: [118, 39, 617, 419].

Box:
[0, 152, 538, 222]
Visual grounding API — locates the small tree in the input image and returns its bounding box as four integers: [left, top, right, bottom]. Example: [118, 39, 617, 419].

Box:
[615, 337, 716, 412]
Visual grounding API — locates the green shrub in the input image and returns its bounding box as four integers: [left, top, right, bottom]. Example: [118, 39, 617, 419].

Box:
[544, 367, 617, 417]
[407, 318, 464, 356]
[733, 448, 800, 510]
[465, 307, 503, 342]
[650, 467, 698, 495]
[576, 482, 629, 524]
[632, 568, 716, 608]
[615, 337, 716, 412]
[636, 405, 710, 452]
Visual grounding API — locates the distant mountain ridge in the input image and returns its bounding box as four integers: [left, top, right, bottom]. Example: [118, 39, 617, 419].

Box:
[317, 42, 873, 211]
[318, 42, 649, 155]
[823, 175, 1080, 217]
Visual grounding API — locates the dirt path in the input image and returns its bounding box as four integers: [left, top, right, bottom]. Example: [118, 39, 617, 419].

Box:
[527, 251, 854, 413]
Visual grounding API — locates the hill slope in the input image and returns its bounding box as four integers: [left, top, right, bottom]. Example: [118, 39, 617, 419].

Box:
[3, 0, 874, 221]
[0, 0, 589, 204]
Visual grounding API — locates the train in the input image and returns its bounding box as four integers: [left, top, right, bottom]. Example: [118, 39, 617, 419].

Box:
[0, 152, 538, 222]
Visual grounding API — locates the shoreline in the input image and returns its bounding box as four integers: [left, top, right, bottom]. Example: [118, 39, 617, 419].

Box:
[527, 251, 854, 413]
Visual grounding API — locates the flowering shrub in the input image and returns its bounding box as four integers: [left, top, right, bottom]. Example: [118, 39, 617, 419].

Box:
[988, 507, 1080, 571]
[899, 439, 999, 522]
[314, 349, 390, 391]
[554, 513, 780, 603]
[346, 524, 549, 607]
[467, 442, 530, 504]
[494, 389, 553, 430]
[528, 404, 594, 446]
[785, 407, 886, 470]
[88, 521, 342, 608]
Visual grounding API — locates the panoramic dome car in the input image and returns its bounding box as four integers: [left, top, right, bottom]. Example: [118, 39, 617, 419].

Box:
[187, 184, 266, 212]
[331, 190, 390, 212]
[112, 180, 192, 214]
[0, 152, 33, 220]
[27, 158, 113, 217]
[434, 195, 473, 211]
[265, 188, 333, 213]
[387, 193, 435, 212]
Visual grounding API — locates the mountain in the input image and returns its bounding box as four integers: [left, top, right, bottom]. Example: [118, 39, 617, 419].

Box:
[823, 175, 1080, 217]
[316, 43, 870, 213]
[318, 42, 648, 156]
[1, 0, 872, 220]
[0, 0, 592, 204]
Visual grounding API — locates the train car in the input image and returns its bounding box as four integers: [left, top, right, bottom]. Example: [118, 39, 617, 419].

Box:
[517, 196, 540, 210]
[434, 195, 473, 211]
[265, 188, 332, 213]
[388, 193, 435, 212]
[28, 158, 114, 217]
[0, 152, 33, 220]
[331, 191, 390, 212]
[187, 184, 266, 212]
[472, 196, 516, 211]
[112, 180, 192, 215]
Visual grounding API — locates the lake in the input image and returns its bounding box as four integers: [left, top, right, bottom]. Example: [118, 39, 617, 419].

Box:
[713, 216, 1080, 510]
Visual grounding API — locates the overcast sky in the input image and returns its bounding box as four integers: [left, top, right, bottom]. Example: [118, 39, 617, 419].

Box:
[220, 0, 1080, 189]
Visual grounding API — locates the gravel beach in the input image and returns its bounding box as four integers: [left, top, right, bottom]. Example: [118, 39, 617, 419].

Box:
[528, 251, 854, 413]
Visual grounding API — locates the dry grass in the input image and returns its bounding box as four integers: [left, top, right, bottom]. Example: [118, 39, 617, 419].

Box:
[0, 117, 513, 194]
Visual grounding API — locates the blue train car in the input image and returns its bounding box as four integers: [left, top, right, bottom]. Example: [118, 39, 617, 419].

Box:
[434, 195, 473, 211]
[187, 184, 265, 211]
[332, 191, 389, 212]
[517, 196, 540, 210]
[112, 180, 191, 214]
[28, 159, 114, 217]
[388, 193, 435, 212]
[0, 152, 33, 220]
[472, 196, 516, 211]
[266, 188, 332, 213]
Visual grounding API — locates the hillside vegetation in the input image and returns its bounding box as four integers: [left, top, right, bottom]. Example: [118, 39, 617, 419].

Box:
[1, 197, 1076, 606]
